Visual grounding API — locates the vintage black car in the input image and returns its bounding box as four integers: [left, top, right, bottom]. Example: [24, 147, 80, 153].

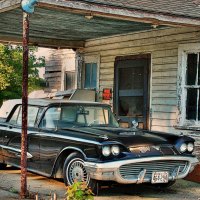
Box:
[0, 99, 198, 193]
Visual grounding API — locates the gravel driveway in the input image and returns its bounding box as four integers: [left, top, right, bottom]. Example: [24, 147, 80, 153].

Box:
[0, 167, 199, 200]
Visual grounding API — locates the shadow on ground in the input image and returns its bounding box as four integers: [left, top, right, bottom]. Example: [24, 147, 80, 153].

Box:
[0, 168, 199, 200]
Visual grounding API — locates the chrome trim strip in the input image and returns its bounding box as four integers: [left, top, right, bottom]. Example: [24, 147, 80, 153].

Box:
[0, 145, 33, 159]
[85, 156, 199, 184]
[85, 156, 198, 169]
[5, 162, 51, 178]
[58, 147, 87, 159]
[0, 126, 7, 131]
[37, 133, 101, 145]
[1, 127, 100, 145]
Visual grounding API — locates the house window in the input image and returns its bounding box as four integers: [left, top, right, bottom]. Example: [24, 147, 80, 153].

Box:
[185, 53, 200, 120]
[84, 63, 97, 89]
[178, 44, 200, 127]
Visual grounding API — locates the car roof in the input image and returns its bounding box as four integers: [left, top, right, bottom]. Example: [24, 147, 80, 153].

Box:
[11, 99, 110, 107]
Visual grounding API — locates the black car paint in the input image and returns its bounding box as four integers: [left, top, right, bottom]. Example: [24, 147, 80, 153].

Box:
[0, 101, 195, 179]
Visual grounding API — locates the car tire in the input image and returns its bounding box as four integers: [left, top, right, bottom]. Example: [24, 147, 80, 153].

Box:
[63, 152, 99, 195]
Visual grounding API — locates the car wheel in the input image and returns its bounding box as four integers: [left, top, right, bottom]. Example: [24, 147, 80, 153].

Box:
[63, 152, 99, 194]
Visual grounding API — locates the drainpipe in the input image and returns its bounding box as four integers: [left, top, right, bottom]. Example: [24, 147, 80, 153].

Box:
[20, 0, 37, 198]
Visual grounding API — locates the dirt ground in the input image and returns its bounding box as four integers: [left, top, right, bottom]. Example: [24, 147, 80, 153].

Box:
[0, 166, 200, 200]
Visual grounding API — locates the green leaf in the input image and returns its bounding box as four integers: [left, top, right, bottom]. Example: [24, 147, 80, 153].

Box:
[0, 44, 45, 101]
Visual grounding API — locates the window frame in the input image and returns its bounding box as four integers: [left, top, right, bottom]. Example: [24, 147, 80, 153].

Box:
[177, 43, 200, 127]
[39, 105, 119, 129]
[82, 55, 100, 91]
[39, 106, 61, 130]
[8, 104, 41, 128]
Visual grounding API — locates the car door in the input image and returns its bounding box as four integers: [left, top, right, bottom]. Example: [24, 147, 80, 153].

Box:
[0, 121, 7, 163]
[37, 106, 63, 176]
[2, 105, 41, 171]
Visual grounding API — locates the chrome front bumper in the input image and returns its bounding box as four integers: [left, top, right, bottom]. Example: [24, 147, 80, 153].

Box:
[84, 156, 199, 184]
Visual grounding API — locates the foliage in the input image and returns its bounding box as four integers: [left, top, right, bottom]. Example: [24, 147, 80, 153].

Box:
[66, 181, 94, 200]
[0, 44, 45, 105]
[0, 62, 14, 90]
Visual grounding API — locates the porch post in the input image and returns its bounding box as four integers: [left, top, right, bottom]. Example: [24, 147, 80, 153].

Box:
[20, 0, 37, 197]
[75, 50, 84, 89]
[20, 12, 29, 199]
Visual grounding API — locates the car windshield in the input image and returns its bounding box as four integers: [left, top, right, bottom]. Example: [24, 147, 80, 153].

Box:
[40, 105, 119, 129]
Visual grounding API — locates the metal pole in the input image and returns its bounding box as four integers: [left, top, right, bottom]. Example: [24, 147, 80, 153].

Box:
[20, 12, 29, 199]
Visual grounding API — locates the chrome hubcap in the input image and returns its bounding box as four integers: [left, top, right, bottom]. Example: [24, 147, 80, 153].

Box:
[68, 158, 90, 185]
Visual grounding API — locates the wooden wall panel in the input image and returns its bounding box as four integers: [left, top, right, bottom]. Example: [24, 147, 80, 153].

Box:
[83, 27, 200, 140]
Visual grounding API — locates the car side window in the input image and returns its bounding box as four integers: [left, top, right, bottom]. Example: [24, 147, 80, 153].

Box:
[9, 105, 21, 124]
[39, 107, 61, 129]
[9, 105, 40, 127]
[27, 107, 40, 127]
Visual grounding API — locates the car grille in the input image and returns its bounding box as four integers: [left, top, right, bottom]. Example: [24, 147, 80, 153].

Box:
[119, 160, 188, 180]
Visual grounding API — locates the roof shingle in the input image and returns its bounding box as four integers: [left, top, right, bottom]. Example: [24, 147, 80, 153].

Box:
[81, 0, 200, 19]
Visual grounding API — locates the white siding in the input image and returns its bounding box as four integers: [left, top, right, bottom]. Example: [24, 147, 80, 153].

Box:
[83, 27, 200, 134]
[44, 49, 75, 92]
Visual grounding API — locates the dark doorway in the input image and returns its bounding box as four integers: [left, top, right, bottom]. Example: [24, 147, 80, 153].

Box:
[114, 54, 150, 129]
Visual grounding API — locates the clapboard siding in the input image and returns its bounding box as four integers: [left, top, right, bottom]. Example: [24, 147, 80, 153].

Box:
[45, 49, 63, 91]
[100, 68, 114, 75]
[152, 56, 177, 65]
[152, 71, 177, 78]
[152, 85, 176, 91]
[152, 77, 177, 84]
[152, 64, 177, 72]
[83, 26, 200, 141]
[152, 91, 176, 98]
[152, 98, 177, 106]
[151, 119, 176, 127]
[153, 105, 177, 113]
[151, 126, 176, 133]
[88, 39, 199, 58]
[44, 49, 75, 92]
[85, 27, 200, 48]
[100, 62, 114, 69]
[152, 49, 178, 58]
[152, 112, 177, 120]
[85, 31, 200, 53]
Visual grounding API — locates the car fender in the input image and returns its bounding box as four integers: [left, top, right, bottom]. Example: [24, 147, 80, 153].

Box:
[51, 146, 87, 178]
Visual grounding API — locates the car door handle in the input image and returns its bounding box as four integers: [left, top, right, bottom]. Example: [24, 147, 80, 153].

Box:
[15, 153, 21, 158]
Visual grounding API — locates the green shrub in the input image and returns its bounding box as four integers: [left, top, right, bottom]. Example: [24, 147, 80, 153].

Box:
[66, 181, 94, 200]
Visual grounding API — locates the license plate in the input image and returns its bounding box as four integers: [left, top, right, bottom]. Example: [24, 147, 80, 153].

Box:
[151, 171, 169, 184]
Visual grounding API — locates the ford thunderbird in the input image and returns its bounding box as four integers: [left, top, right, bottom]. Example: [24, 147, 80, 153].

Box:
[0, 99, 198, 193]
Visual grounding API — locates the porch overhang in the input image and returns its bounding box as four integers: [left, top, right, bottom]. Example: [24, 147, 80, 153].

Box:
[1, 0, 200, 48]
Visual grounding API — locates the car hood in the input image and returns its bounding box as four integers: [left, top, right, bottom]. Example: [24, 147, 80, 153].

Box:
[61, 126, 180, 148]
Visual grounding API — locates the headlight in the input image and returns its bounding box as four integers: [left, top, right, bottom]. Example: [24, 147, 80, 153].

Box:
[111, 145, 120, 156]
[102, 146, 111, 157]
[187, 143, 194, 152]
[180, 143, 187, 153]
